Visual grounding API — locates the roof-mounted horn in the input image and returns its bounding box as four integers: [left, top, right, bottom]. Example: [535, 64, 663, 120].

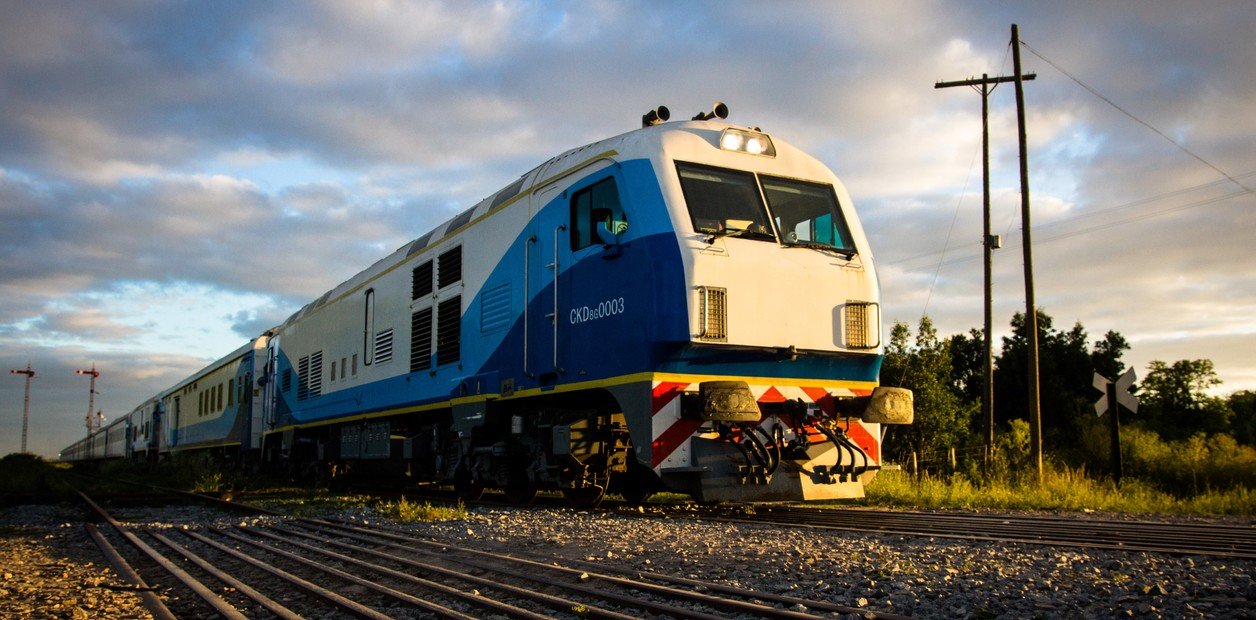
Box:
[692, 101, 729, 121]
[642, 106, 670, 127]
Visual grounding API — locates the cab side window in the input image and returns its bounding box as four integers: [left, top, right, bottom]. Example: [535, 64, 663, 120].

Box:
[570, 176, 626, 251]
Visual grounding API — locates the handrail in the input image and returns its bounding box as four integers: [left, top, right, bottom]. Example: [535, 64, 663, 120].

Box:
[549, 224, 566, 373]
[523, 235, 536, 378]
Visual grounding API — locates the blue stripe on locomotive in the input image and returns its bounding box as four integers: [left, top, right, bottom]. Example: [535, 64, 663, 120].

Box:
[273, 158, 880, 426]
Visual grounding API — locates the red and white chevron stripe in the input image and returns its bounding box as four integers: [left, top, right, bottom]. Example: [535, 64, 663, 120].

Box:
[649, 381, 881, 470]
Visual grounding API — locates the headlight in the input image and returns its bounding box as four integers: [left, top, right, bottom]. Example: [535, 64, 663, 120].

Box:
[718, 128, 776, 157]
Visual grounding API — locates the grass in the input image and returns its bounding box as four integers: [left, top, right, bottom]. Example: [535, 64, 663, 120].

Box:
[247, 492, 468, 522]
[857, 468, 1253, 517]
[378, 497, 468, 522]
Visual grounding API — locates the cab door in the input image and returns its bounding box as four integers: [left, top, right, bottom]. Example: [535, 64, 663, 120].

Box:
[561, 174, 632, 376]
[524, 194, 568, 385]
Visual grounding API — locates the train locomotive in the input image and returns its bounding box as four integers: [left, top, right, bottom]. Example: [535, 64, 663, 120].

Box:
[62, 103, 913, 505]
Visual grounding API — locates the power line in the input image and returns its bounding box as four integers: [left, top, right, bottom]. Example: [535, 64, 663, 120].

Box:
[883, 172, 1255, 269]
[1019, 40, 1255, 197]
[898, 188, 1248, 273]
[921, 137, 979, 318]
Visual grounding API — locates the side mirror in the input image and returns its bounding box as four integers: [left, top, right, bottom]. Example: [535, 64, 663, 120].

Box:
[596, 220, 627, 245]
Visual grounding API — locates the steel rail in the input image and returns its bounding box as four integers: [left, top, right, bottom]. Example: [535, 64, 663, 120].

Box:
[680, 505, 1256, 559]
[77, 491, 250, 620]
[240, 524, 548, 620]
[210, 527, 477, 620]
[556, 555, 911, 620]
[760, 506, 1256, 553]
[83, 524, 177, 620]
[268, 522, 640, 620]
[304, 516, 874, 620]
[294, 519, 730, 620]
[181, 529, 397, 620]
[148, 530, 302, 620]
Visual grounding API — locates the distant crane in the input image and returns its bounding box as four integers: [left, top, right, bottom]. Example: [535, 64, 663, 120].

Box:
[9, 363, 35, 453]
[76, 364, 102, 436]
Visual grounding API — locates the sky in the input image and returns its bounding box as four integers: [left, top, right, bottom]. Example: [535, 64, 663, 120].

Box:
[1, 1, 1253, 457]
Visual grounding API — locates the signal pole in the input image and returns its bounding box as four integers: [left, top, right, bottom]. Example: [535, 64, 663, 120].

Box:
[76, 364, 101, 436]
[10, 364, 35, 453]
[935, 71, 1035, 473]
[1011, 23, 1044, 482]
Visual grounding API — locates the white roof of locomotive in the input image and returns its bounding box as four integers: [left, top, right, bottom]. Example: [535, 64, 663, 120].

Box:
[276, 119, 825, 329]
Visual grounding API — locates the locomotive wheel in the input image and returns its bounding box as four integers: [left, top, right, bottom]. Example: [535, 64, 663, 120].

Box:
[502, 469, 537, 504]
[617, 462, 658, 506]
[456, 478, 484, 502]
[504, 479, 538, 505]
[562, 485, 605, 509]
[619, 485, 653, 507]
[454, 467, 484, 502]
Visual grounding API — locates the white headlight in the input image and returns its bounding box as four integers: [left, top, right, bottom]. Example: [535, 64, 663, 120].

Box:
[718, 128, 775, 157]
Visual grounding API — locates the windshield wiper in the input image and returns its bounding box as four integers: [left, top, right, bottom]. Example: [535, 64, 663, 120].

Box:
[702, 228, 777, 243]
[783, 240, 857, 259]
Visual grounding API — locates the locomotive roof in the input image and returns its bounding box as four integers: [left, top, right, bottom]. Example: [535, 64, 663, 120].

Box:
[277, 119, 802, 329]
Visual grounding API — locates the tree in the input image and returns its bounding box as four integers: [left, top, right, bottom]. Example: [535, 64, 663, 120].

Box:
[947, 328, 986, 405]
[1228, 390, 1256, 446]
[881, 317, 978, 469]
[1140, 359, 1233, 440]
[993, 310, 1106, 446]
[1091, 330, 1130, 381]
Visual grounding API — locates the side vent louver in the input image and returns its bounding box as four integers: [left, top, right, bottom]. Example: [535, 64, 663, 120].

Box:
[436, 296, 461, 366]
[438, 247, 462, 289]
[308, 351, 322, 398]
[374, 329, 394, 364]
[296, 352, 323, 401]
[412, 261, 433, 300]
[296, 356, 308, 400]
[697, 286, 727, 342]
[410, 308, 433, 372]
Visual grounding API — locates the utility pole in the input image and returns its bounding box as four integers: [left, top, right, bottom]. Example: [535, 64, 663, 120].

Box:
[1011, 23, 1043, 482]
[935, 71, 1035, 474]
[76, 364, 101, 436]
[10, 364, 35, 453]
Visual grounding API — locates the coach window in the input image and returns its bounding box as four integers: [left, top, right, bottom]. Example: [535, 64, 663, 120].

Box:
[570, 176, 626, 251]
[363, 289, 376, 366]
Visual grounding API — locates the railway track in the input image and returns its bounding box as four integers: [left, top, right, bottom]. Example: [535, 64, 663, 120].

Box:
[74, 488, 907, 619]
[654, 504, 1256, 559]
[369, 486, 1255, 560]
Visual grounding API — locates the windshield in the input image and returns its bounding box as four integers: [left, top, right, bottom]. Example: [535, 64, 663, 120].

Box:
[762, 175, 855, 253]
[676, 163, 774, 239]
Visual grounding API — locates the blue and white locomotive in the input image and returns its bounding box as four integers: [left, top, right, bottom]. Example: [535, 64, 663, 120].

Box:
[63, 103, 912, 505]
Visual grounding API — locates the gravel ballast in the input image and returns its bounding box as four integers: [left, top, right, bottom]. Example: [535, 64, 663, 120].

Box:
[2, 501, 1252, 619]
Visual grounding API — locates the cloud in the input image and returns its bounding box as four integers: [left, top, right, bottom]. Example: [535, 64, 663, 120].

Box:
[1, 2, 1254, 458]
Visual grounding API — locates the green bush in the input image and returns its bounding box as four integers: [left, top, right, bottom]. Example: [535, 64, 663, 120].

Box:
[1078, 422, 1256, 494]
[0, 453, 74, 500]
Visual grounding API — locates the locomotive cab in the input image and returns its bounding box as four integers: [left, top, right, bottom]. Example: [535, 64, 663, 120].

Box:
[639, 116, 914, 501]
